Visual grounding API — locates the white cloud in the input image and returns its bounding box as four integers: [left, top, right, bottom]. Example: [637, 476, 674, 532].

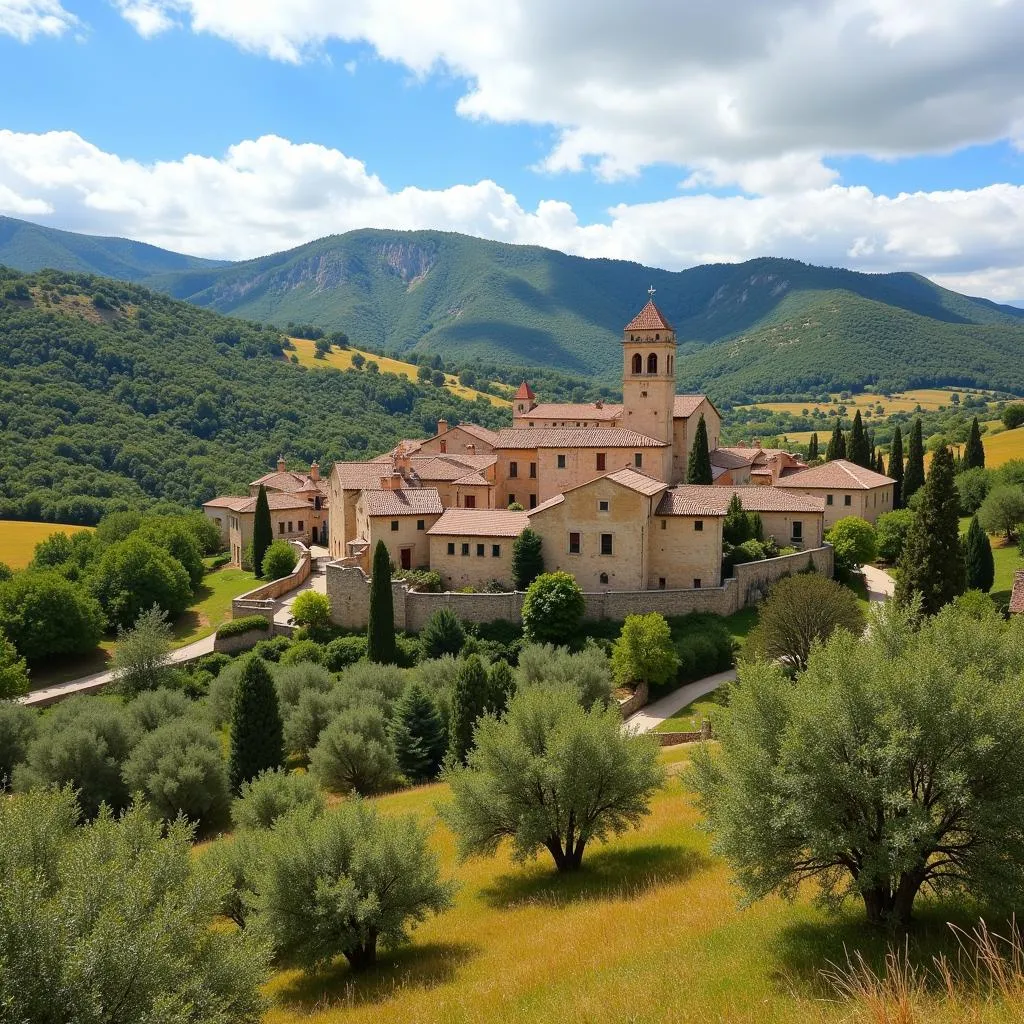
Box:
[113, 0, 175, 38]
[1, 129, 1023, 302]
[109, 0, 1024, 192]
[0, 0, 77, 42]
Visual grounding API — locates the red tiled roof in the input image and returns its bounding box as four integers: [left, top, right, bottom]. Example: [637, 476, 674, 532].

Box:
[1010, 570, 1024, 615]
[527, 493, 565, 516]
[333, 462, 410, 490]
[453, 471, 491, 487]
[428, 509, 530, 538]
[518, 402, 623, 422]
[711, 448, 758, 470]
[673, 395, 707, 419]
[624, 299, 673, 332]
[605, 468, 669, 496]
[205, 492, 312, 514]
[203, 496, 250, 512]
[656, 485, 824, 516]
[362, 489, 443, 517]
[514, 381, 535, 400]
[448, 422, 500, 445]
[775, 459, 894, 490]
[493, 427, 667, 449]
[250, 469, 325, 494]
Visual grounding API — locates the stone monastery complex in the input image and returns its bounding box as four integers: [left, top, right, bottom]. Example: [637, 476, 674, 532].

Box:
[205, 296, 896, 593]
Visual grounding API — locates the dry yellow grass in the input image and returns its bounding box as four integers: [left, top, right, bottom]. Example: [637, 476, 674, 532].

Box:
[259, 760, 1006, 1024]
[742, 388, 989, 418]
[924, 425, 1024, 471]
[288, 338, 511, 408]
[0, 520, 93, 570]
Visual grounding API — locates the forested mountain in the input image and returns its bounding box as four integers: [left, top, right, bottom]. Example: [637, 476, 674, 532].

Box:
[0, 268, 507, 524]
[3, 217, 1024, 398]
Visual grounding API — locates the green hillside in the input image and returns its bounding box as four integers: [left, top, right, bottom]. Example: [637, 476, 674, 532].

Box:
[0, 268, 507, 524]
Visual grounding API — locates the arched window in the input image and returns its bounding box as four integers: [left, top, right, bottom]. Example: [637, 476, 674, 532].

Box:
[647, 353, 658, 374]
[631, 353, 642, 375]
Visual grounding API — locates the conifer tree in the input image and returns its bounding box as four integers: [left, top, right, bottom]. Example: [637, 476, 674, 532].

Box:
[963, 417, 986, 471]
[808, 432, 819, 461]
[229, 655, 284, 792]
[895, 446, 966, 615]
[826, 421, 846, 461]
[485, 659, 516, 716]
[367, 540, 396, 665]
[390, 682, 447, 782]
[875, 450, 886, 475]
[903, 419, 925, 503]
[889, 425, 904, 507]
[686, 414, 713, 484]
[252, 485, 272, 580]
[511, 528, 544, 590]
[448, 654, 489, 764]
[848, 411, 871, 467]
[964, 515, 995, 593]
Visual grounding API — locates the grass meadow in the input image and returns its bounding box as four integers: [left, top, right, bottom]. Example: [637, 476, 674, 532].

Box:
[0, 519, 93, 570]
[256, 750, 1021, 1024]
[743, 388, 991, 418]
[288, 338, 512, 407]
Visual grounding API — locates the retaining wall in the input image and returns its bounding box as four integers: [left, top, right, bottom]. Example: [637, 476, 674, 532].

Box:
[230, 542, 311, 620]
[213, 627, 271, 654]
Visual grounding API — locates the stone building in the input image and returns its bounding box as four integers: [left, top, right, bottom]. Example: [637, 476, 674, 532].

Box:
[775, 458, 895, 527]
[427, 509, 529, 590]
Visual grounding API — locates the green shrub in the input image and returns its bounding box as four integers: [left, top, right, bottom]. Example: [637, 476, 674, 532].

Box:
[827, 516, 878, 577]
[261, 540, 297, 581]
[395, 633, 421, 668]
[197, 652, 232, 677]
[323, 634, 367, 670]
[128, 687, 191, 732]
[309, 705, 399, 796]
[279, 638, 324, 665]
[0, 701, 37, 788]
[216, 615, 271, 640]
[516, 642, 613, 709]
[419, 608, 466, 659]
[272, 661, 334, 712]
[290, 590, 332, 637]
[521, 572, 585, 644]
[875, 508, 916, 563]
[726, 539, 767, 572]
[206, 658, 249, 728]
[0, 570, 104, 662]
[673, 621, 734, 686]
[231, 768, 324, 831]
[338, 660, 407, 706]
[89, 537, 192, 629]
[611, 613, 679, 689]
[252, 635, 292, 662]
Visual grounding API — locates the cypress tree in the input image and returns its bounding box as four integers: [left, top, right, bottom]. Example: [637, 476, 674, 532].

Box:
[903, 419, 925, 503]
[875, 450, 886, 475]
[511, 528, 544, 590]
[826, 421, 846, 461]
[367, 539, 396, 664]
[485, 659, 516, 716]
[448, 654, 489, 764]
[848, 410, 871, 468]
[963, 417, 986, 470]
[252, 484, 272, 579]
[964, 515, 995, 593]
[228, 655, 284, 792]
[889, 425, 905, 507]
[895, 446, 967, 615]
[390, 682, 447, 782]
[808, 432, 819, 461]
[686, 414, 713, 484]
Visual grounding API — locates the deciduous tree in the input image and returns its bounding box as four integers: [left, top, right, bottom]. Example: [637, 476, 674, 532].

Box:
[0, 627, 30, 699]
[111, 604, 173, 696]
[521, 571, 585, 644]
[611, 613, 680, 688]
[978, 484, 1024, 541]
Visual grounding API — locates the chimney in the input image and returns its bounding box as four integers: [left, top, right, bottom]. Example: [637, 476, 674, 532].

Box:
[276, 455, 286, 473]
[595, 400, 603, 409]
[379, 473, 402, 491]
[465, 443, 476, 455]
[437, 419, 448, 435]
[310, 460, 320, 482]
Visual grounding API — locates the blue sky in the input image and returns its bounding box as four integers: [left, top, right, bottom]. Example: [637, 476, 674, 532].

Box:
[1, 0, 1023, 302]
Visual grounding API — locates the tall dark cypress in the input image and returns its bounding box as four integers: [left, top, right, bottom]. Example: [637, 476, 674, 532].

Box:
[875, 450, 886, 475]
[963, 416, 986, 470]
[964, 515, 995, 593]
[895, 446, 967, 614]
[903, 419, 925, 503]
[889, 425, 905, 507]
[228, 655, 284, 792]
[448, 654, 489, 764]
[686, 414, 713, 484]
[367, 539, 396, 664]
[826, 421, 846, 461]
[808, 432, 819, 461]
[252, 484, 272, 579]
[848, 408, 869, 464]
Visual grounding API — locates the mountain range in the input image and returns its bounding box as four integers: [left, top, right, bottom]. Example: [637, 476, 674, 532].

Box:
[2, 215, 1023, 399]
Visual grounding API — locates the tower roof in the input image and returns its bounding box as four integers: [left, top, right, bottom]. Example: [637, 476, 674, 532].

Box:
[514, 381, 535, 400]
[624, 298, 673, 333]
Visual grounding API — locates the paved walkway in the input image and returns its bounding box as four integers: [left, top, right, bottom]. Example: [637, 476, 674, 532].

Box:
[273, 571, 327, 627]
[623, 669, 736, 735]
[861, 563, 896, 602]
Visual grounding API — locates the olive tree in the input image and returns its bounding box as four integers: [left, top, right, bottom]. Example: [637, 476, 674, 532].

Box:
[691, 601, 1024, 929]
[443, 684, 663, 873]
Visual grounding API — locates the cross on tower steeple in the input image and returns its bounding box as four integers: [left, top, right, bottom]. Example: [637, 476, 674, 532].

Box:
[647, 285, 656, 298]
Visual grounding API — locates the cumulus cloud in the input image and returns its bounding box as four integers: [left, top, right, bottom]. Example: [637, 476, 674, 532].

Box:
[109, 0, 1024, 190]
[0, 0, 77, 42]
[1, 130, 1023, 302]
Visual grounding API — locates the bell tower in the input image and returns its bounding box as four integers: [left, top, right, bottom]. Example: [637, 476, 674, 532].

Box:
[621, 288, 676, 445]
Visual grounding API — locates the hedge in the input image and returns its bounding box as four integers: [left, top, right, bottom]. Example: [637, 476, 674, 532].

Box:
[216, 615, 272, 640]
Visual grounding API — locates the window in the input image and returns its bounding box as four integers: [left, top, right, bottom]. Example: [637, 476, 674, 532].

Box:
[634, 453, 643, 468]
[439, 440, 447, 453]
[660, 519, 667, 530]
[507, 493, 516, 506]
[826, 494, 834, 506]
[658, 577, 666, 590]
[568, 532, 581, 554]
[390, 520, 399, 532]
[530, 461, 537, 477]
[447, 542, 455, 555]
[600, 572, 609, 585]
[279, 522, 285, 534]
[631, 352, 642, 374]
[844, 494, 852, 507]
[792, 521, 803, 541]
[314, 496, 322, 510]
[529, 494, 537, 509]
[461, 543, 470, 556]
[600, 533, 613, 555]
[596, 452, 606, 471]
[417, 519, 425, 531]
[509, 461, 518, 478]
[693, 578, 702, 589]
[598, 499, 609, 512]
[287, 521, 293, 533]
[556, 454, 566, 469]
[647, 352, 658, 374]
[464, 495, 476, 509]
[476, 543, 485, 557]
[492, 544, 501, 557]
[298, 520, 304, 532]
[694, 520, 703, 532]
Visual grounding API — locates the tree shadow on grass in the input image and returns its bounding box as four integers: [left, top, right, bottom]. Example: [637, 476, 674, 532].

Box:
[274, 939, 480, 1014]
[479, 842, 710, 911]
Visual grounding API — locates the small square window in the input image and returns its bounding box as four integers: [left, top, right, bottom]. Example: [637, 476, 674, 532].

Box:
[634, 453, 643, 468]
[694, 520, 703, 532]
[464, 495, 476, 509]
[557, 454, 566, 469]
[596, 453, 606, 471]
[447, 542, 455, 555]
[476, 543, 485, 556]
[461, 543, 470, 556]
[598, 500, 609, 512]
[568, 532, 581, 554]
[844, 494, 852, 506]
[390, 520, 399, 532]
[792, 521, 803, 540]
[826, 494, 834, 505]
[417, 519, 425, 531]
[693, 578, 702, 589]
[600, 533, 613, 555]
[492, 544, 500, 557]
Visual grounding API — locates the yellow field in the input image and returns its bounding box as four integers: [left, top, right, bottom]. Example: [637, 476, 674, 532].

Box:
[258, 753, 1000, 1024]
[743, 388, 991, 417]
[288, 338, 512, 408]
[925, 424, 1024, 471]
[0, 520, 93, 570]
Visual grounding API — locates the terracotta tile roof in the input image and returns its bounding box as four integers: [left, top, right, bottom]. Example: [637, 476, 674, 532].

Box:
[405, 457, 475, 482]
[527, 494, 565, 516]
[605, 468, 669, 496]
[1010, 570, 1024, 615]
[428, 508, 530, 538]
[493, 427, 667, 449]
[775, 459, 894, 490]
[203, 496, 250, 512]
[206, 492, 314, 514]
[437, 453, 498, 470]
[362, 489, 443, 517]
[448, 422, 499, 445]
[518, 402, 623, 422]
[656, 485, 825, 516]
[453, 471, 491, 487]
[333, 462, 410, 490]
[514, 381, 535, 400]
[624, 299, 673, 332]
[250, 469, 324, 493]
[711, 448, 758, 470]
[673, 395, 707, 419]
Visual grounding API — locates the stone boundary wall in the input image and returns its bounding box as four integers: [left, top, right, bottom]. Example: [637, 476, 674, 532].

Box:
[617, 681, 649, 719]
[326, 544, 833, 631]
[213, 628, 270, 654]
[230, 542, 311, 620]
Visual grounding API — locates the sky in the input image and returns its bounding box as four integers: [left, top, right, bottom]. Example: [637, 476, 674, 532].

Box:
[1, 0, 1024, 303]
